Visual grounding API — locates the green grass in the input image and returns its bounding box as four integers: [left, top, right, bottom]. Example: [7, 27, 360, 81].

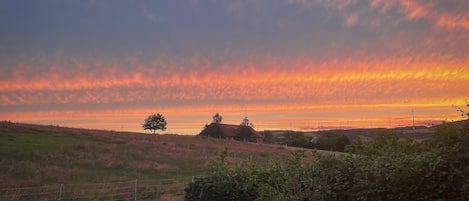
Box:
[0, 121, 294, 200]
[0, 131, 91, 154]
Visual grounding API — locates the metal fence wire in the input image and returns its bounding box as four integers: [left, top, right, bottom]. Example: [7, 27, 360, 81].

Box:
[0, 179, 175, 201]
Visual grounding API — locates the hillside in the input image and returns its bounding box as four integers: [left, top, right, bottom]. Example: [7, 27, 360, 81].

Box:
[0, 121, 294, 200]
[312, 126, 435, 142]
[312, 121, 469, 143]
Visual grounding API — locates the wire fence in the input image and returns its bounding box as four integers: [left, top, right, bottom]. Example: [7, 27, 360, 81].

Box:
[0, 179, 183, 201]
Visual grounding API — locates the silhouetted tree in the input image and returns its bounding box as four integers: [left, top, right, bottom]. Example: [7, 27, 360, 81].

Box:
[454, 99, 469, 120]
[212, 113, 223, 123]
[142, 113, 167, 134]
[240, 116, 254, 128]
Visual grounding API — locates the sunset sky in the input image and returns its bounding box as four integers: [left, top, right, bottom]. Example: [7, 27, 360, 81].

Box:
[0, 0, 468, 134]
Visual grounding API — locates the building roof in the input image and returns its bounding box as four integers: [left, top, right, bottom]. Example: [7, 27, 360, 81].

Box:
[218, 124, 240, 137]
[201, 123, 262, 139]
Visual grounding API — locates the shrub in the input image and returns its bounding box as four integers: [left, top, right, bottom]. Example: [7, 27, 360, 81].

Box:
[185, 121, 469, 201]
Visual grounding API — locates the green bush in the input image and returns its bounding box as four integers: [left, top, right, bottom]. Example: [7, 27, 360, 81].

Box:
[315, 133, 350, 152]
[185, 121, 469, 201]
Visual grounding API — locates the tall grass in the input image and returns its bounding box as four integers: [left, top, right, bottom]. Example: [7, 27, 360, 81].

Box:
[0, 121, 293, 200]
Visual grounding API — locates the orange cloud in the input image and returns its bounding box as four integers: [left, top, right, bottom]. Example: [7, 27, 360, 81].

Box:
[1, 55, 467, 134]
[1, 56, 467, 106]
[436, 13, 469, 29]
[397, 0, 432, 20]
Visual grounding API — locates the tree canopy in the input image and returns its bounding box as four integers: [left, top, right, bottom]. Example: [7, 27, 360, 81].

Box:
[240, 116, 254, 128]
[212, 113, 223, 123]
[142, 113, 167, 134]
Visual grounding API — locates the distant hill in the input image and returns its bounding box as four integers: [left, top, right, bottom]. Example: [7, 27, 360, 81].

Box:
[310, 120, 469, 142]
[263, 122, 468, 144]
[310, 126, 434, 142]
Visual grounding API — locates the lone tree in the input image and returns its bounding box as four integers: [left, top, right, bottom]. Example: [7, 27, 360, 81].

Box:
[240, 116, 254, 128]
[212, 113, 223, 123]
[143, 113, 167, 134]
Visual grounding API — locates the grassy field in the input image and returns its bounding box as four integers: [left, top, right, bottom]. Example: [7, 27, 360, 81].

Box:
[0, 121, 297, 200]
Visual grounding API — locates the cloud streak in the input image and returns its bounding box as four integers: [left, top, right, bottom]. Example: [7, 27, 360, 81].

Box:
[369, 0, 469, 29]
[1, 56, 467, 107]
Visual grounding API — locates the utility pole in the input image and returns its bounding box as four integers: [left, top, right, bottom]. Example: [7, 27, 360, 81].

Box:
[412, 109, 415, 130]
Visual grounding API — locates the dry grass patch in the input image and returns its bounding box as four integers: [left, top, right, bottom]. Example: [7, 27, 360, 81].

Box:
[0, 122, 295, 200]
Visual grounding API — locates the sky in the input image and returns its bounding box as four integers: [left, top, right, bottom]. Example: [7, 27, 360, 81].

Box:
[0, 0, 468, 134]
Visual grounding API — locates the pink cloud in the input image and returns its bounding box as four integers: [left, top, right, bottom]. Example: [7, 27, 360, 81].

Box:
[1, 55, 467, 108]
[371, 0, 469, 29]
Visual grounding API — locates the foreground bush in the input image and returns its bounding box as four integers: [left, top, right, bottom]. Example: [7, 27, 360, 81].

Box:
[185, 121, 469, 201]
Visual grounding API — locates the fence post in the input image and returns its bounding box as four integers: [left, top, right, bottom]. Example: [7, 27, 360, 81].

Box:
[58, 184, 63, 201]
[134, 179, 138, 201]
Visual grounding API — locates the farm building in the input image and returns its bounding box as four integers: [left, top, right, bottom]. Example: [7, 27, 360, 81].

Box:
[199, 123, 263, 144]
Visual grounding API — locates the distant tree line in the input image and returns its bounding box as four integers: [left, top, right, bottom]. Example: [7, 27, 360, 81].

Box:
[264, 131, 351, 152]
